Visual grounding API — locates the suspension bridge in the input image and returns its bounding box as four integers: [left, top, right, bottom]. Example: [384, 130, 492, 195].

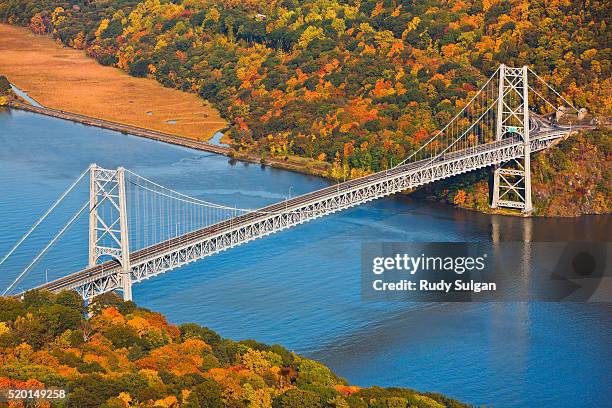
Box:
[1, 65, 591, 301]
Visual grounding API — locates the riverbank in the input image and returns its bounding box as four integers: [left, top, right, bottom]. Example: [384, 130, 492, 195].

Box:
[6, 92, 607, 217]
[5, 95, 331, 178]
[0, 24, 226, 141]
[8, 100, 230, 156]
[1, 20, 607, 217]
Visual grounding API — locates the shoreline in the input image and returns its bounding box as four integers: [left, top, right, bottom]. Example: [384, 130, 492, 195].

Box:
[5, 98, 331, 179]
[8, 100, 229, 156]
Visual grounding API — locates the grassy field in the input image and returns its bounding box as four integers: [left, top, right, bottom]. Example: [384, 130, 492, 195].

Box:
[0, 24, 226, 140]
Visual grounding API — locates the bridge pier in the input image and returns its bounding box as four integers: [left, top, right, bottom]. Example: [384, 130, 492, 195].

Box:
[121, 271, 132, 301]
[117, 167, 132, 301]
[490, 65, 533, 213]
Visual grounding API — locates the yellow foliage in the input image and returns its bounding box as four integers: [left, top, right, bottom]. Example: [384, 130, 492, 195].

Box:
[298, 26, 325, 48]
[581, 48, 597, 61]
[140, 368, 164, 386]
[181, 389, 191, 402]
[374, 30, 395, 49]
[371, 2, 384, 18]
[71, 32, 86, 49]
[331, 18, 346, 34]
[154, 38, 168, 50]
[403, 16, 420, 37]
[593, 192, 608, 213]
[119, 392, 132, 405]
[127, 315, 151, 335]
[241, 349, 281, 377]
[350, 167, 369, 179]
[181, 338, 212, 355]
[358, 22, 375, 34]
[243, 383, 273, 408]
[482, 0, 496, 12]
[329, 395, 350, 408]
[95, 18, 109, 40]
[51, 7, 65, 25]
[15, 342, 34, 361]
[154, 395, 179, 407]
[207, 7, 220, 23]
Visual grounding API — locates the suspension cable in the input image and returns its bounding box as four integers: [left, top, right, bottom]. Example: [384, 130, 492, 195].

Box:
[3, 199, 90, 296]
[528, 68, 579, 112]
[415, 95, 500, 171]
[528, 84, 562, 113]
[0, 166, 90, 269]
[125, 170, 222, 207]
[2, 168, 118, 296]
[396, 66, 500, 166]
[126, 178, 306, 215]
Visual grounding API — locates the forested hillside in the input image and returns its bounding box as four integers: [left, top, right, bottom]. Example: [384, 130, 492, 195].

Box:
[0, 291, 468, 407]
[1, 0, 609, 178]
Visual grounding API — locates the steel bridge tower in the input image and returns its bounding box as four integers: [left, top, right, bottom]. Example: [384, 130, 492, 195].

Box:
[88, 164, 132, 300]
[491, 65, 533, 213]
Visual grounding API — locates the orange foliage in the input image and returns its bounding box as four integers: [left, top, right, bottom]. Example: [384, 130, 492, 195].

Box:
[414, 129, 429, 141]
[29, 13, 46, 34]
[335, 384, 361, 395]
[343, 141, 355, 157]
[371, 79, 396, 99]
[136, 339, 210, 375]
[454, 189, 467, 206]
[92, 307, 125, 329]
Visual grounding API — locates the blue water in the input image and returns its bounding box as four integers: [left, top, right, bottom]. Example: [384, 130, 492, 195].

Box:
[0, 108, 610, 407]
[209, 130, 228, 146]
[10, 84, 43, 107]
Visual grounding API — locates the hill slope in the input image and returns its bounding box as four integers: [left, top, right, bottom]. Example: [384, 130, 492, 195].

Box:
[0, 291, 469, 408]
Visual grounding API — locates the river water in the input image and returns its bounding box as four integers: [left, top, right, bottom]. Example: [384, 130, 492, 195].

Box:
[0, 108, 610, 407]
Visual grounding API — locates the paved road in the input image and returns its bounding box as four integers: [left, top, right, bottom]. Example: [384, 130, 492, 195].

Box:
[8, 100, 230, 156]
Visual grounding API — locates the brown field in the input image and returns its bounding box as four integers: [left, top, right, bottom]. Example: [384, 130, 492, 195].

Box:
[0, 24, 226, 140]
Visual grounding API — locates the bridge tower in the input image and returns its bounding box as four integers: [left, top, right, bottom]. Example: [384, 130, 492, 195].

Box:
[88, 164, 132, 301]
[491, 65, 533, 213]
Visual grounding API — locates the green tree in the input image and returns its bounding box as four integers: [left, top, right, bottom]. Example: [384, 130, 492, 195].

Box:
[180, 322, 222, 346]
[0, 297, 25, 321]
[273, 389, 322, 408]
[185, 378, 223, 408]
[0, 75, 11, 94]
